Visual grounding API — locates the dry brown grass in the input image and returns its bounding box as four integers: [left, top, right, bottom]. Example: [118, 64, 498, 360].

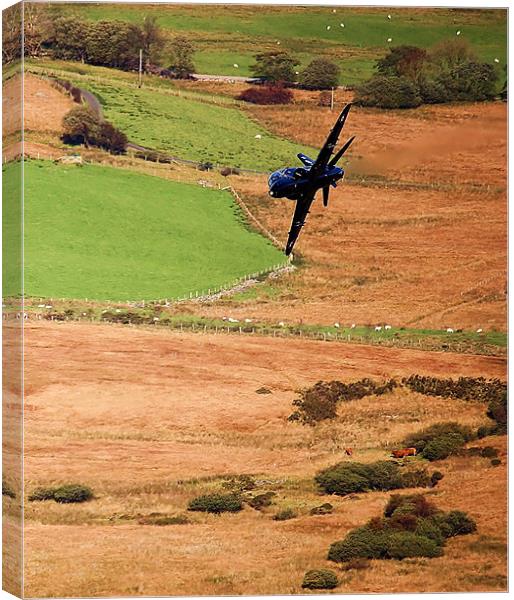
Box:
[22, 322, 506, 596]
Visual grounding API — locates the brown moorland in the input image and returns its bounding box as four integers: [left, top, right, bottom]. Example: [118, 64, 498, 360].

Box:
[22, 321, 507, 596]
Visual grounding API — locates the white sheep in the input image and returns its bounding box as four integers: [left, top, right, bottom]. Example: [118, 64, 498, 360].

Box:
[351, 323, 356, 329]
[233, 63, 239, 68]
[244, 318, 252, 323]
[326, 25, 331, 30]
[387, 37, 393, 42]
[278, 321, 285, 327]
[446, 328, 454, 333]
[228, 317, 239, 323]
[334, 322, 340, 328]
[340, 23, 345, 28]
[456, 30, 461, 36]
[255, 134, 262, 139]
[375, 325, 382, 332]
[384, 325, 392, 330]
[476, 328, 483, 333]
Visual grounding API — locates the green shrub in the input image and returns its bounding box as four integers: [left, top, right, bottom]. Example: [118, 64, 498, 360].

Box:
[316, 460, 428, 496]
[273, 508, 296, 521]
[310, 502, 333, 515]
[384, 494, 438, 518]
[439, 510, 477, 537]
[414, 517, 446, 546]
[403, 422, 474, 453]
[28, 484, 93, 503]
[386, 531, 443, 559]
[399, 466, 431, 489]
[188, 493, 243, 514]
[94, 121, 128, 154]
[421, 433, 466, 461]
[480, 446, 499, 459]
[247, 491, 275, 510]
[328, 526, 390, 562]
[53, 484, 94, 503]
[477, 424, 499, 439]
[302, 569, 338, 590]
[419, 78, 449, 104]
[355, 75, 422, 109]
[491, 458, 502, 467]
[402, 376, 506, 407]
[62, 106, 101, 147]
[437, 61, 498, 101]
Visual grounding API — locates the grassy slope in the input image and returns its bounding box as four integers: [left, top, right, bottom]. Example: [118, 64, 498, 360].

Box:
[22, 160, 285, 301]
[57, 4, 507, 85]
[28, 60, 315, 171]
[2, 161, 22, 297]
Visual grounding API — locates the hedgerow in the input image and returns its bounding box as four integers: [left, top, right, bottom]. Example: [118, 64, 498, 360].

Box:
[187, 493, 243, 514]
[28, 484, 93, 503]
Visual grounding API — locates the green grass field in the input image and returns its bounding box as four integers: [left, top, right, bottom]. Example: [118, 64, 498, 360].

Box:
[2, 160, 22, 297]
[27, 60, 314, 171]
[57, 4, 507, 84]
[21, 160, 285, 301]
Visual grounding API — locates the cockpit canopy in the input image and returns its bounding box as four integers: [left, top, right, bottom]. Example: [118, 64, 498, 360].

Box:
[268, 167, 307, 187]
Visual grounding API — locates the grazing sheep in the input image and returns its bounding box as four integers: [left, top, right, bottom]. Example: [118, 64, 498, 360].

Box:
[476, 328, 483, 333]
[334, 322, 340, 328]
[244, 318, 253, 323]
[384, 325, 392, 330]
[228, 317, 239, 323]
[278, 321, 285, 327]
[375, 325, 382, 332]
[446, 328, 454, 333]
[351, 323, 356, 329]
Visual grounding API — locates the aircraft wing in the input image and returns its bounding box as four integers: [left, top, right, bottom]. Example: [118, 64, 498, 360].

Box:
[309, 103, 352, 179]
[285, 189, 316, 256]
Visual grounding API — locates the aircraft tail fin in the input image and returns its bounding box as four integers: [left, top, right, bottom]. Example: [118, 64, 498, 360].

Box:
[297, 153, 315, 167]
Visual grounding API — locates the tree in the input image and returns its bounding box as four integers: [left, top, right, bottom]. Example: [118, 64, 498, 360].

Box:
[299, 58, 340, 89]
[167, 36, 195, 79]
[141, 15, 164, 67]
[250, 51, 298, 83]
[62, 107, 101, 147]
[437, 61, 498, 101]
[2, 4, 22, 65]
[50, 16, 90, 62]
[377, 45, 427, 83]
[429, 38, 477, 72]
[23, 3, 50, 59]
[355, 75, 422, 109]
[95, 122, 128, 154]
[85, 20, 141, 70]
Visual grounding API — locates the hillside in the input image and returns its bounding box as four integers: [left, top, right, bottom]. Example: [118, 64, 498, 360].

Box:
[22, 160, 284, 301]
[22, 321, 507, 596]
[56, 4, 507, 85]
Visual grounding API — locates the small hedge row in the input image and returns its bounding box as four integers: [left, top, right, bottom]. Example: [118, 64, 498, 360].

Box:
[403, 422, 474, 461]
[187, 493, 243, 514]
[328, 493, 476, 563]
[315, 460, 439, 496]
[289, 378, 398, 425]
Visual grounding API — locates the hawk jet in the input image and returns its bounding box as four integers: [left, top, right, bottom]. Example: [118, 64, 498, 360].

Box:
[268, 103, 355, 255]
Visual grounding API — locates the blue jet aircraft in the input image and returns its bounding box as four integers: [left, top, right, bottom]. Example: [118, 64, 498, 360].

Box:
[268, 103, 355, 255]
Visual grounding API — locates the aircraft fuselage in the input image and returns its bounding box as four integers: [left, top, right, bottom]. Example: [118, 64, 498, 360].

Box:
[268, 165, 344, 200]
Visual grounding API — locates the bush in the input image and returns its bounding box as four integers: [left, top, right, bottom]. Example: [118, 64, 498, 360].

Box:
[238, 84, 293, 105]
[197, 161, 214, 171]
[299, 58, 340, 90]
[421, 432, 466, 461]
[315, 460, 430, 496]
[430, 471, 444, 487]
[384, 494, 438, 519]
[310, 502, 333, 515]
[329, 493, 475, 564]
[94, 121, 127, 154]
[403, 422, 474, 453]
[399, 466, 431, 489]
[355, 75, 422, 109]
[53, 484, 94, 503]
[247, 491, 275, 510]
[419, 78, 449, 104]
[491, 458, 502, 467]
[302, 569, 338, 590]
[328, 526, 390, 562]
[273, 508, 297, 521]
[480, 446, 499, 459]
[29, 484, 93, 503]
[188, 493, 243, 514]
[439, 510, 477, 537]
[62, 106, 101, 147]
[386, 531, 443, 559]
